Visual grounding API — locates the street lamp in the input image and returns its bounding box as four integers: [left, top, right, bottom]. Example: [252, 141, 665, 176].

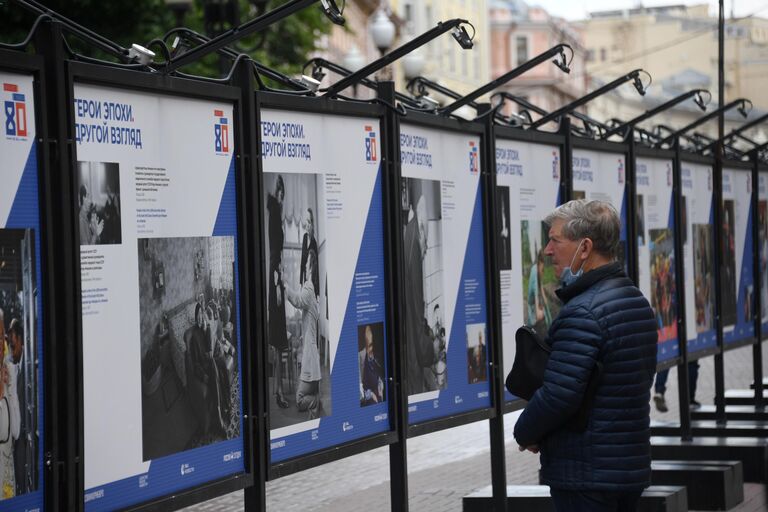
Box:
[370, 8, 396, 79]
[401, 47, 425, 80]
[343, 46, 366, 97]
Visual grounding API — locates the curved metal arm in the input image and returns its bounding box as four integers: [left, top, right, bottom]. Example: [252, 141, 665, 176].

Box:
[323, 19, 470, 98]
[601, 89, 711, 140]
[439, 44, 573, 116]
[655, 98, 752, 147]
[529, 69, 650, 130]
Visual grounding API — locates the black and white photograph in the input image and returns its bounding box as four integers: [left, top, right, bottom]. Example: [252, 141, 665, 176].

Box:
[0, 229, 39, 500]
[496, 186, 512, 271]
[721, 200, 737, 326]
[636, 194, 646, 246]
[466, 323, 488, 384]
[357, 322, 385, 407]
[693, 224, 714, 333]
[76, 161, 122, 246]
[263, 172, 331, 429]
[401, 177, 447, 395]
[138, 236, 240, 461]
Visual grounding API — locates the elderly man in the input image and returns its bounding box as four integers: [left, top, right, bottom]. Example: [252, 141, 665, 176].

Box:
[514, 200, 658, 512]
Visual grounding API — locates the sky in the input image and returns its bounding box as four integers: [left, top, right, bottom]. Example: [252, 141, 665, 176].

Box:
[527, 0, 768, 21]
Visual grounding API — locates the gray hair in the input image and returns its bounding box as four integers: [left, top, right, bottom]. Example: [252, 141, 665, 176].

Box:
[544, 199, 621, 258]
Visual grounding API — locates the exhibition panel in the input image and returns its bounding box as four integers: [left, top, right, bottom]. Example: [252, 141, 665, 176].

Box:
[257, 99, 395, 466]
[68, 65, 249, 512]
[398, 117, 493, 429]
[760, 168, 768, 339]
[0, 55, 47, 512]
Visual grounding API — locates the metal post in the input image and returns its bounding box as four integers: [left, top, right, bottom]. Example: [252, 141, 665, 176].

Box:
[235, 59, 267, 512]
[627, 128, 639, 285]
[478, 103, 508, 512]
[713, 0, 727, 425]
[379, 81, 410, 512]
[672, 137, 693, 440]
[33, 19, 82, 512]
[751, 150, 765, 408]
[560, 117, 573, 202]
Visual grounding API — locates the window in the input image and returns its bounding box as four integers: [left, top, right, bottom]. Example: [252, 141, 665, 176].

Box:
[586, 49, 595, 62]
[516, 35, 529, 65]
[600, 48, 607, 61]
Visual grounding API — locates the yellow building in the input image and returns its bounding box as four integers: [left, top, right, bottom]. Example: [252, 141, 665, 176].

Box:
[577, 4, 768, 142]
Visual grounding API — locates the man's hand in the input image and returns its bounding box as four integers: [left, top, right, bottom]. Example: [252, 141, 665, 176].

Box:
[518, 444, 539, 454]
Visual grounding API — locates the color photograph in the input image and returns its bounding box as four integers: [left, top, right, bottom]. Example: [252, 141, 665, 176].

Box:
[693, 224, 714, 333]
[721, 200, 737, 326]
[521, 220, 560, 341]
[649, 228, 677, 342]
[0, 229, 38, 499]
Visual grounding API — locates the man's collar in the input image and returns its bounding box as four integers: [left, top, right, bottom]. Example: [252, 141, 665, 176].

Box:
[555, 261, 626, 303]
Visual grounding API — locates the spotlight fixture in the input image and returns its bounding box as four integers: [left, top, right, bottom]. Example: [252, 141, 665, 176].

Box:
[737, 99, 753, 118]
[128, 43, 156, 65]
[417, 95, 440, 110]
[299, 74, 321, 92]
[552, 48, 570, 74]
[451, 25, 474, 50]
[311, 64, 326, 83]
[320, 0, 346, 25]
[693, 90, 710, 111]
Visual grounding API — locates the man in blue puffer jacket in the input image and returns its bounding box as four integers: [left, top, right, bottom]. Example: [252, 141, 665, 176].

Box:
[514, 199, 658, 512]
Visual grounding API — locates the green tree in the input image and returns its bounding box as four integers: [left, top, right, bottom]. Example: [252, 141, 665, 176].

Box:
[0, 0, 332, 78]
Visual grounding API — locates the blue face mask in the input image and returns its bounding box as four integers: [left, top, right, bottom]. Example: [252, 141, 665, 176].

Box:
[560, 239, 586, 287]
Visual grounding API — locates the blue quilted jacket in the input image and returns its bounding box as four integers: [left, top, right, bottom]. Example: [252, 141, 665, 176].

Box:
[514, 262, 658, 491]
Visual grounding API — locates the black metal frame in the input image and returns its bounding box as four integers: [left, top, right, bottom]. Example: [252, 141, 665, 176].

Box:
[63, 60, 254, 512]
[249, 91, 399, 480]
[0, 47, 61, 511]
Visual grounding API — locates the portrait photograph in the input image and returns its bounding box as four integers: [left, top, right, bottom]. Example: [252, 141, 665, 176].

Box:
[76, 161, 122, 246]
[138, 236, 240, 461]
[401, 177, 447, 396]
[720, 200, 737, 326]
[263, 172, 331, 429]
[357, 322, 385, 407]
[466, 323, 488, 384]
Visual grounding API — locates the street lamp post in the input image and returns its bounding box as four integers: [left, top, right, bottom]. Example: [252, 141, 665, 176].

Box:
[342, 45, 366, 97]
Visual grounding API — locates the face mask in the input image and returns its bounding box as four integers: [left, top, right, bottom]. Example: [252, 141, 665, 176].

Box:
[560, 239, 586, 287]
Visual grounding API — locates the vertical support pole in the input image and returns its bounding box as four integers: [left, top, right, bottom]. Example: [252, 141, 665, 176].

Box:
[626, 128, 639, 285]
[34, 20, 82, 512]
[559, 117, 573, 204]
[236, 60, 267, 512]
[714, 0, 727, 423]
[672, 137, 693, 440]
[379, 81, 410, 512]
[478, 105, 508, 512]
[751, 151, 765, 408]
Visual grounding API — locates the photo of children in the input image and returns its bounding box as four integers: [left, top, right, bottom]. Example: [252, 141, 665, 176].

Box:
[649, 228, 677, 342]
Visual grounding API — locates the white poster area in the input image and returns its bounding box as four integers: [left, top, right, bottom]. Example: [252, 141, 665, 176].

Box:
[635, 158, 678, 358]
[760, 171, 768, 332]
[572, 149, 626, 219]
[681, 162, 717, 355]
[74, 83, 243, 503]
[399, 123, 487, 410]
[721, 167, 754, 339]
[494, 139, 560, 397]
[259, 109, 386, 454]
[1, 70, 43, 508]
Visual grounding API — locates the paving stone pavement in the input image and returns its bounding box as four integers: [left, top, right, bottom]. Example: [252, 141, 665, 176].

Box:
[184, 344, 768, 511]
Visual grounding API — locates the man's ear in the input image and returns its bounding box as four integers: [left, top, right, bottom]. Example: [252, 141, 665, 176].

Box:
[581, 238, 594, 260]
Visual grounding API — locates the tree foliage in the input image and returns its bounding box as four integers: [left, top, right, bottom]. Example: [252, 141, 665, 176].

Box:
[0, 0, 332, 78]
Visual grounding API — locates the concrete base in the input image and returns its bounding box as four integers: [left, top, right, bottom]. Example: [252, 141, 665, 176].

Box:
[651, 460, 744, 510]
[691, 405, 768, 422]
[651, 419, 768, 437]
[462, 485, 687, 512]
[651, 436, 768, 482]
[725, 389, 768, 405]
